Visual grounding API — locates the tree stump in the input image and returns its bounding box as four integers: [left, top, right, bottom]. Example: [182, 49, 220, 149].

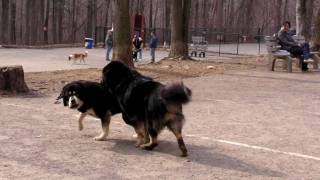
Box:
[0, 65, 29, 94]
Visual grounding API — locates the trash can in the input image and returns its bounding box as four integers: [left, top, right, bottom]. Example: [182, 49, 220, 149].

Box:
[84, 38, 94, 49]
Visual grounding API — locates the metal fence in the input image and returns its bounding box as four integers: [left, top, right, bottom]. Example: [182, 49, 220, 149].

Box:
[95, 27, 266, 55]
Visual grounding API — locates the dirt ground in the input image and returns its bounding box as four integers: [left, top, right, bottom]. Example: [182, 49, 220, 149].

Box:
[23, 56, 266, 95]
[1, 53, 320, 179]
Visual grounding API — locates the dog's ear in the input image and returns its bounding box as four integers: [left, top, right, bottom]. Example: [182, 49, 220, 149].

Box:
[56, 92, 68, 106]
[54, 93, 63, 104]
[62, 96, 68, 106]
[56, 92, 63, 100]
[57, 87, 70, 106]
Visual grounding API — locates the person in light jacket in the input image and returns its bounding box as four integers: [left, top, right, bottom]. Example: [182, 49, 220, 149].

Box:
[105, 30, 113, 61]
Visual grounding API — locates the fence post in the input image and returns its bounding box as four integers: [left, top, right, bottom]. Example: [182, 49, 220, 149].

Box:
[237, 33, 240, 55]
[94, 26, 98, 47]
[218, 33, 222, 56]
[258, 28, 261, 55]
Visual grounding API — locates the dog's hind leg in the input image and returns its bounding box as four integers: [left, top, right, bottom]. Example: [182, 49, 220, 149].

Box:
[167, 113, 188, 157]
[94, 111, 111, 141]
[140, 128, 158, 150]
[133, 122, 146, 147]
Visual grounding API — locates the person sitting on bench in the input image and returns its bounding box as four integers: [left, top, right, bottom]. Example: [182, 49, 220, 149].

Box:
[277, 21, 313, 71]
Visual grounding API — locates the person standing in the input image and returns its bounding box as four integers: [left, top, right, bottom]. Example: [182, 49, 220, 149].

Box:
[105, 30, 113, 61]
[149, 31, 157, 63]
[132, 34, 143, 61]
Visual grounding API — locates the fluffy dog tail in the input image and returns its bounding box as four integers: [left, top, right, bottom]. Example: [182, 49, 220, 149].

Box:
[161, 82, 192, 104]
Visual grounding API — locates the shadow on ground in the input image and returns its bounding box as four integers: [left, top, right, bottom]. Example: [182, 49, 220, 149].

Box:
[109, 139, 284, 178]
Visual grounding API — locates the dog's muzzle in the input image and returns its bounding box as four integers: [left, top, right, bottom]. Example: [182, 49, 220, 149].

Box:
[68, 96, 78, 109]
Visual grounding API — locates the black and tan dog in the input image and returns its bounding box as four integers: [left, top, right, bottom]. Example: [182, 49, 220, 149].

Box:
[68, 51, 88, 64]
[56, 80, 121, 141]
[102, 61, 192, 156]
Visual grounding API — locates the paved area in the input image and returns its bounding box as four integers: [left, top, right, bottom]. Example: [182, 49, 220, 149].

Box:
[1, 47, 320, 179]
[0, 47, 168, 72]
[0, 45, 262, 72]
[1, 69, 320, 179]
[207, 43, 267, 55]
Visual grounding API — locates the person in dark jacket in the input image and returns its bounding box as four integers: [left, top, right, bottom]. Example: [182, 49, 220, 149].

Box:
[149, 31, 157, 63]
[132, 34, 143, 61]
[277, 21, 312, 71]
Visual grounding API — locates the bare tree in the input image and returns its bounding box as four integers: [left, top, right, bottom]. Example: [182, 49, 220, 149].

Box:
[86, 0, 97, 38]
[1, 0, 9, 44]
[149, 0, 153, 29]
[281, 0, 288, 23]
[216, 0, 224, 29]
[44, 0, 50, 44]
[10, 0, 16, 44]
[275, 0, 283, 30]
[104, 0, 111, 28]
[311, 8, 320, 51]
[112, 0, 133, 67]
[164, 0, 170, 43]
[57, 0, 65, 43]
[296, 0, 314, 40]
[2, 0, 320, 46]
[169, 0, 191, 60]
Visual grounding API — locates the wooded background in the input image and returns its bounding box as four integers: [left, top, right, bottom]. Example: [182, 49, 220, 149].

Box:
[0, 0, 319, 46]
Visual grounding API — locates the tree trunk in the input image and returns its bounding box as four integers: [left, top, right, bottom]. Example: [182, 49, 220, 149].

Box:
[10, 0, 16, 44]
[149, 0, 153, 29]
[112, 0, 133, 67]
[193, 0, 199, 29]
[1, 0, 9, 44]
[311, 8, 320, 51]
[275, 0, 282, 30]
[38, 0, 45, 44]
[0, 66, 29, 94]
[86, 0, 97, 38]
[169, 0, 191, 60]
[216, 0, 224, 29]
[281, 0, 288, 23]
[57, 0, 65, 43]
[29, 0, 37, 45]
[44, 0, 50, 44]
[71, 0, 76, 43]
[164, 0, 170, 44]
[52, 0, 57, 44]
[296, 0, 313, 40]
[104, 0, 111, 28]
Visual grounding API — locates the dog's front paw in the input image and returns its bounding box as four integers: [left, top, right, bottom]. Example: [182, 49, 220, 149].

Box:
[132, 133, 138, 139]
[93, 135, 107, 141]
[140, 143, 158, 150]
[180, 151, 188, 157]
[135, 139, 144, 147]
[78, 124, 84, 131]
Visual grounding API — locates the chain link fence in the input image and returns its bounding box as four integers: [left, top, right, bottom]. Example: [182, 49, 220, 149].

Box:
[95, 27, 266, 55]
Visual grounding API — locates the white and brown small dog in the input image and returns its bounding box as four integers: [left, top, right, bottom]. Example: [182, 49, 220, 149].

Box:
[68, 51, 88, 64]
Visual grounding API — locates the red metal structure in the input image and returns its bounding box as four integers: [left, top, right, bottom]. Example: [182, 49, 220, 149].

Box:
[131, 13, 145, 39]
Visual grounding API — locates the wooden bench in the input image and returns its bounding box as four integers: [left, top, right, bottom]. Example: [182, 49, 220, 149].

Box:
[189, 36, 208, 58]
[264, 36, 319, 72]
